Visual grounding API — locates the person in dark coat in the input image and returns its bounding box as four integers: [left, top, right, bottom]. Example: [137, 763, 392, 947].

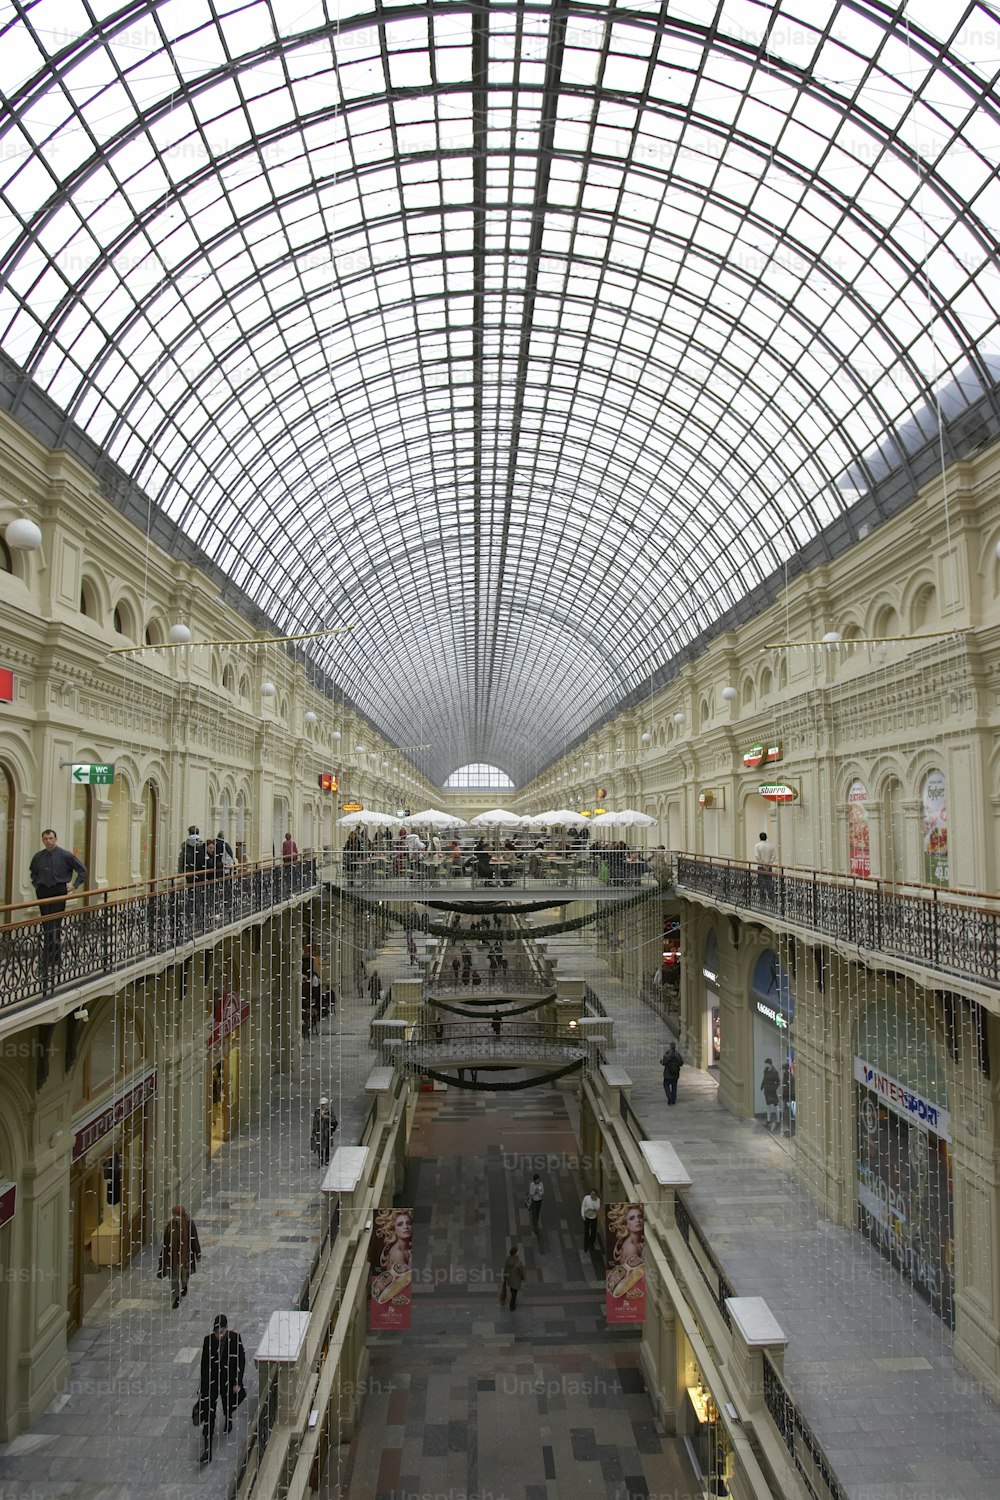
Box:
[661, 1042, 683, 1105]
[29, 828, 86, 970]
[159, 1204, 201, 1309]
[311, 1096, 338, 1164]
[198, 1314, 246, 1463]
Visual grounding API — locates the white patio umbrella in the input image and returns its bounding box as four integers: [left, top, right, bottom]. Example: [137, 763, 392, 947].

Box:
[407, 808, 468, 827]
[337, 809, 398, 827]
[469, 808, 524, 826]
[533, 808, 586, 827]
[598, 808, 656, 828]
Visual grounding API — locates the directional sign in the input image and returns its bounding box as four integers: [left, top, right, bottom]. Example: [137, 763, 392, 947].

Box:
[72, 763, 115, 785]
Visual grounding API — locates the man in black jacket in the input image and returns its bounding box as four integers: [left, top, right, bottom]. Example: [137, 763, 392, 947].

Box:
[661, 1042, 683, 1106]
[29, 829, 86, 971]
[198, 1314, 246, 1463]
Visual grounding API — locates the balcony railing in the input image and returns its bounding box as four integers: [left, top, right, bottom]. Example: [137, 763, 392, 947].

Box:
[330, 850, 658, 894]
[676, 853, 1000, 991]
[0, 856, 319, 1011]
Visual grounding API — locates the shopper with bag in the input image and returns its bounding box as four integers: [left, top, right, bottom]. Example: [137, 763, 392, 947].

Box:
[195, 1314, 246, 1463]
[501, 1244, 526, 1310]
[527, 1173, 544, 1231]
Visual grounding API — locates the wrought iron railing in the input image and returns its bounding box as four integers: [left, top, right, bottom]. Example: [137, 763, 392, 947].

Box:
[674, 1196, 736, 1330]
[676, 853, 1000, 990]
[1, 856, 319, 1010]
[330, 850, 658, 894]
[762, 1352, 851, 1500]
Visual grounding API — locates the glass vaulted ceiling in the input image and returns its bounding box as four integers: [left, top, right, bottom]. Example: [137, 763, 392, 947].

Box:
[0, 1, 998, 787]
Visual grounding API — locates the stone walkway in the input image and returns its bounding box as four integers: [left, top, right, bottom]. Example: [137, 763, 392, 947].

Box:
[541, 929, 1000, 1500]
[333, 1084, 701, 1500]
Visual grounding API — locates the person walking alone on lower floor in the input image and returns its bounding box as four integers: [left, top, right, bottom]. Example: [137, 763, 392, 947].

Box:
[159, 1205, 201, 1309]
[581, 1188, 601, 1252]
[197, 1314, 246, 1463]
[502, 1244, 526, 1310]
[527, 1173, 544, 1232]
[661, 1042, 683, 1105]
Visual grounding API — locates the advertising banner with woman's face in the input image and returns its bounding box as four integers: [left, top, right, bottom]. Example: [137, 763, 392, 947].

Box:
[921, 770, 948, 887]
[369, 1207, 414, 1329]
[605, 1202, 646, 1324]
[848, 779, 870, 877]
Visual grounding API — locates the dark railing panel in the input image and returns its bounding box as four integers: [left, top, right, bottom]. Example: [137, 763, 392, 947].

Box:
[675, 854, 1000, 991]
[1, 857, 318, 1011]
[762, 1352, 851, 1500]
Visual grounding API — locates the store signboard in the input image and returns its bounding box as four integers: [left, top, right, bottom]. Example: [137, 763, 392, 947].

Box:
[0, 1180, 15, 1230]
[756, 998, 789, 1030]
[0, 667, 13, 703]
[853, 1056, 950, 1142]
[742, 741, 782, 769]
[208, 990, 251, 1050]
[758, 783, 797, 802]
[341, 801, 364, 813]
[72, 1069, 157, 1162]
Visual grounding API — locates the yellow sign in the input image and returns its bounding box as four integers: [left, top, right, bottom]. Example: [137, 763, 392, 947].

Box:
[342, 800, 364, 813]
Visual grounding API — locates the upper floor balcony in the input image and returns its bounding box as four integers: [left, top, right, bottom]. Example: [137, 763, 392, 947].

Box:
[676, 853, 1000, 1007]
[0, 855, 319, 1030]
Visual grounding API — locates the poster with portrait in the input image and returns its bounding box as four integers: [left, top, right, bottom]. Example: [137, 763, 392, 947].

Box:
[605, 1202, 646, 1324]
[921, 771, 948, 887]
[848, 779, 870, 878]
[369, 1207, 414, 1329]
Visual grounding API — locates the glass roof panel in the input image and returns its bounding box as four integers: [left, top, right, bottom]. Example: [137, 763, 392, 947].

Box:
[0, 1, 998, 782]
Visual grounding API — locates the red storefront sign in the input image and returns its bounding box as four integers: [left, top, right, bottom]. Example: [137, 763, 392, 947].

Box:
[72, 1070, 157, 1162]
[208, 990, 251, 1049]
[0, 1181, 16, 1230]
[0, 668, 13, 703]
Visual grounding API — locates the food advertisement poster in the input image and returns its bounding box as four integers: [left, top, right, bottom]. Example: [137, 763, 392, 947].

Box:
[848, 779, 870, 878]
[605, 1202, 646, 1324]
[369, 1207, 414, 1329]
[921, 771, 948, 887]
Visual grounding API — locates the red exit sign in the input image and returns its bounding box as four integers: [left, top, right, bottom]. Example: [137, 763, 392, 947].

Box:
[0, 668, 13, 703]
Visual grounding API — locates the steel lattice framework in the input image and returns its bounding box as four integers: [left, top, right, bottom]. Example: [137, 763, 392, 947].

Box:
[1, 0, 999, 784]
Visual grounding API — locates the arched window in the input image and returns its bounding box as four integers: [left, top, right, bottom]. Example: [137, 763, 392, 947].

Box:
[79, 578, 99, 620]
[0, 537, 12, 573]
[443, 763, 515, 790]
[222, 664, 236, 693]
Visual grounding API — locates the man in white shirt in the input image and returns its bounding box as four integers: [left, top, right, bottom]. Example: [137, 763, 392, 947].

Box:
[402, 828, 425, 876]
[753, 830, 776, 906]
[527, 1174, 544, 1232]
[581, 1189, 601, 1252]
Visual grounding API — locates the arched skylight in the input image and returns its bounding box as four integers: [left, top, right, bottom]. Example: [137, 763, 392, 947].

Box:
[0, 1, 998, 784]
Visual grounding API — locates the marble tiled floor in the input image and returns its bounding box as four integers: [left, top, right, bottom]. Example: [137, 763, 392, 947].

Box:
[333, 1086, 702, 1500]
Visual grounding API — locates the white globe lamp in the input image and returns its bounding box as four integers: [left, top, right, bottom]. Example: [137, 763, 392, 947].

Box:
[304, 710, 318, 725]
[261, 680, 277, 698]
[5, 517, 41, 551]
[722, 686, 738, 702]
[167, 623, 192, 645]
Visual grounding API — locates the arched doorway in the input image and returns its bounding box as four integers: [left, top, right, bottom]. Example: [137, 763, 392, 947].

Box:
[106, 776, 132, 890]
[0, 765, 13, 907]
[743, 793, 772, 861]
[883, 776, 905, 883]
[140, 781, 158, 882]
[71, 783, 94, 889]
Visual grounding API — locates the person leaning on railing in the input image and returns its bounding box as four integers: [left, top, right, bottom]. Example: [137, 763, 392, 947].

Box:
[29, 828, 87, 971]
